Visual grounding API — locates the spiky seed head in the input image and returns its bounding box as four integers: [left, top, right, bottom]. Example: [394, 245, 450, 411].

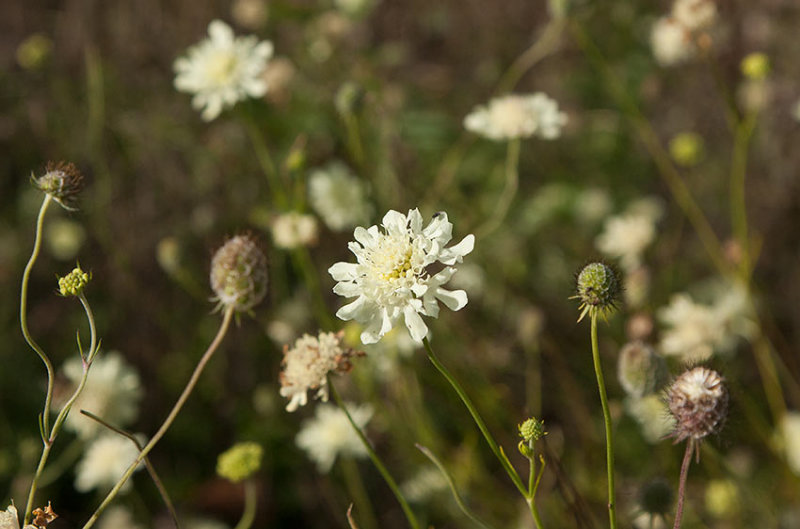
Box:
[667, 366, 728, 443]
[210, 234, 268, 312]
[617, 341, 667, 398]
[58, 265, 91, 297]
[574, 262, 621, 322]
[216, 442, 263, 483]
[32, 161, 85, 211]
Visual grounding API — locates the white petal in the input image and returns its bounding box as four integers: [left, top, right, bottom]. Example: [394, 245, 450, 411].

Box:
[435, 287, 468, 311]
[382, 210, 408, 234]
[407, 208, 423, 234]
[403, 305, 428, 342]
[333, 282, 361, 298]
[208, 20, 234, 44]
[328, 262, 358, 281]
[335, 296, 368, 321]
[439, 234, 475, 265]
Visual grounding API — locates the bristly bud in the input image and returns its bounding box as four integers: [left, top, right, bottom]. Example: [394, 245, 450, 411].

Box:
[58, 265, 91, 297]
[210, 234, 268, 312]
[518, 417, 547, 458]
[216, 442, 263, 483]
[573, 262, 622, 322]
[617, 341, 667, 398]
[32, 161, 85, 211]
[667, 367, 728, 444]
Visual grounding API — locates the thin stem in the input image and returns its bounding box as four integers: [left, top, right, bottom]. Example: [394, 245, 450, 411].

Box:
[243, 115, 289, 209]
[475, 138, 521, 239]
[672, 441, 694, 529]
[82, 306, 235, 529]
[730, 114, 757, 279]
[340, 455, 379, 529]
[590, 314, 617, 529]
[234, 480, 257, 529]
[328, 381, 420, 529]
[525, 451, 544, 529]
[422, 338, 528, 496]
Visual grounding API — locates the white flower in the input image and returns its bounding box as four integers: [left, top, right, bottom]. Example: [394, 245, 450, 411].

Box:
[657, 294, 721, 362]
[280, 331, 361, 412]
[632, 512, 667, 529]
[308, 163, 371, 231]
[59, 351, 143, 440]
[672, 0, 717, 31]
[781, 412, 800, 476]
[75, 434, 143, 493]
[401, 467, 448, 503]
[329, 209, 474, 344]
[595, 213, 656, 271]
[296, 403, 372, 472]
[625, 395, 675, 443]
[464, 93, 567, 141]
[0, 505, 19, 529]
[651, 17, 693, 66]
[174, 20, 273, 121]
[272, 212, 318, 249]
[97, 507, 143, 529]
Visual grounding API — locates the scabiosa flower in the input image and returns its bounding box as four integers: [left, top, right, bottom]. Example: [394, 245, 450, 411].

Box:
[573, 262, 622, 322]
[780, 412, 800, 476]
[173, 20, 273, 121]
[296, 403, 373, 473]
[57, 265, 91, 297]
[464, 93, 567, 141]
[280, 331, 363, 412]
[667, 367, 728, 445]
[595, 213, 657, 272]
[216, 442, 263, 482]
[0, 505, 20, 529]
[271, 212, 318, 249]
[671, 0, 717, 31]
[75, 434, 143, 492]
[650, 17, 693, 66]
[625, 394, 676, 443]
[308, 162, 371, 231]
[328, 209, 474, 344]
[31, 161, 85, 211]
[210, 234, 268, 312]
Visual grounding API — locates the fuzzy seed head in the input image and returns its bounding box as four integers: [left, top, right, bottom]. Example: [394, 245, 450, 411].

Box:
[32, 161, 85, 211]
[574, 262, 621, 321]
[667, 367, 728, 442]
[216, 442, 263, 483]
[519, 417, 547, 443]
[58, 266, 91, 297]
[210, 235, 268, 312]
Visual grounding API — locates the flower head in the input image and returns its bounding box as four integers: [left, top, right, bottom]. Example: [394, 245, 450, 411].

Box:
[518, 417, 547, 444]
[671, 0, 717, 31]
[617, 341, 667, 398]
[667, 367, 728, 444]
[329, 209, 474, 344]
[741, 52, 770, 81]
[308, 162, 371, 231]
[573, 262, 622, 322]
[174, 20, 273, 121]
[280, 331, 363, 412]
[32, 161, 85, 211]
[595, 213, 657, 272]
[650, 17, 693, 66]
[271, 212, 318, 249]
[57, 265, 91, 297]
[0, 505, 20, 529]
[75, 434, 143, 492]
[464, 93, 567, 141]
[210, 234, 268, 312]
[296, 403, 372, 472]
[216, 442, 263, 482]
[97, 507, 144, 529]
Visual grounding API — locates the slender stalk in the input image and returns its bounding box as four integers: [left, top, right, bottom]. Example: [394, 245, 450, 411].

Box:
[328, 381, 420, 529]
[730, 114, 757, 279]
[525, 451, 544, 529]
[422, 338, 527, 496]
[672, 441, 694, 529]
[243, 115, 289, 209]
[590, 314, 617, 529]
[340, 455, 379, 529]
[234, 480, 258, 529]
[476, 138, 521, 239]
[82, 306, 235, 529]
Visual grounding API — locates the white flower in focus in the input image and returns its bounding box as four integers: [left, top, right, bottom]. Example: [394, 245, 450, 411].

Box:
[59, 351, 143, 439]
[75, 434, 143, 493]
[174, 20, 273, 121]
[0, 505, 19, 529]
[272, 212, 318, 249]
[672, 0, 717, 31]
[97, 506, 143, 529]
[595, 213, 656, 272]
[329, 209, 474, 344]
[464, 93, 567, 141]
[625, 395, 675, 443]
[280, 331, 362, 412]
[651, 17, 693, 66]
[296, 403, 372, 472]
[308, 162, 371, 231]
[781, 412, 800, 476]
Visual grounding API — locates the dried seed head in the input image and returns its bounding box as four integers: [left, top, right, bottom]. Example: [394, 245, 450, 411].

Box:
[210, 234, 268, 312]
[32, 161, 85, 211]
[574, 262, 622, 322]
[667, 366, 728, 443]
[617, 341, 667, 398]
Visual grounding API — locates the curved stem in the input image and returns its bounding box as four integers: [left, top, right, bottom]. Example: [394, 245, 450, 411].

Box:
[672, 440, 694, 529]
[422, 338, 528, 496]
[328, 381, 420, 529]
[590, 314, 617, 529]
[475, 138, 521, 239]
[234, 480, 257, 529]
[82, 306, 235, 529]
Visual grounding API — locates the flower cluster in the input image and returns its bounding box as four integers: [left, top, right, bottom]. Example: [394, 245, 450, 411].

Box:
[329, 209, 474, 344]
[57, 265, 91, 297]
[651, 0, 717, 66]
[464, 92, 567, 141]
[295, 403, 373, 473]
[75, 434, 143, 493]
[271, 212, 318, 249]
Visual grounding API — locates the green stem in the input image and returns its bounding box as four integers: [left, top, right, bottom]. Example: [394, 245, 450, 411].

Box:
[328, 381, 420, 529]
[590, 314, 617, 529]
[730, 114, 757, 279]
[234, 480, 257, 529]
[525, 450, 545, 529]
[422, 338, 527, 496]
[243, 116, 289, 209]
[82, 306, 235, 529]
[340, 455, 379, 529]
[476, 138, 521, 239]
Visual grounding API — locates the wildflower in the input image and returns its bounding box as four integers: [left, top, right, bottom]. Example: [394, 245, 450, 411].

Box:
[46, 219, 86, 261]
[308, 163, 371, 231]
[669, 132, 705, 167]
[464, 93, 567, 141]
[58, 351, 143, 439]
[296, 403, 373, 472]
[650, 17, 693, 66]
[0, 505, 20, 529]
[671, 0, 717, 31]
[617, 341, 666, 398]
[667, 367, 728, 444]
[210, 234, 268, 312]
[740, 52, 770, 81]
[271, 212, 319, 249]
[573, 262, 622, 322]
[16, 33, 52, 70]
[216, 442, 263, 482]
[31, 161, 85, 211]
[97, 506, 143, 529]
[75, 434, 143, 492]
[519, 417, 547, 444]
[401, 467, 448, 503]
[173, 20, 273, 121]
[329, 209, 474, 344]
[595, 213, 656, 272]
[625, 394, 675, 443]
[280, 331, 363, 412]
[781, 412, 800, 476]
[57, 265, 90, 297]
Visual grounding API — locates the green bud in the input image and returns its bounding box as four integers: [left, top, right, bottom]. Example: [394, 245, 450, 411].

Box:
[574, 262, 621, 322]
[519, 417, 547, 444]
[58, 266, 91, 297]
[740, 53, 770, 81]
[216, 442, 263, 483]
[669, 132, 704, 167]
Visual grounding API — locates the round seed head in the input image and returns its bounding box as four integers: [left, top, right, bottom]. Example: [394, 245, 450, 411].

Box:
[667, 366, 728, 443]
[210, 234, 268, 312]
[32, 161, 85, 211]
[617, 341, 667, 398]
[216, 442, 263, 483]
[574, 262, 621, 321]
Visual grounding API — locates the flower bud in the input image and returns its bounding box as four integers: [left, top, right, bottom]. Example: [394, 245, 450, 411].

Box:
[210, 235, 268, 312]
[617, 341, 666, 398]
[667, 367, 728, 443]
[216, 442, 263, 483]
[58, 265, 91, 297]
[669, 132, 704, 167]
[32, 161, 85, 211]
[740, 52, 770, 81]
[574, 262, 621, 322]
[519, 417, 547, 444]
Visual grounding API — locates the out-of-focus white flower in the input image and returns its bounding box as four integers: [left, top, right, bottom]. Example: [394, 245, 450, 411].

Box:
[174, 20, 273, 121]
[329, 209, 474, 344]
[401, 467, 448, 503]
[46, 218, 86, 261]
[672, 0, 717, 31]
[75, 434, 143, 493]
[59, 351, 143, 440]
[625, 395, 675, 443]
[272, 212, 318, 249]
[651, 17, 693, 66]
[296, 403, 372, 472]
[464, 93, 567, 141]
[280, 331, 362, 412]
[632, 513, 667, 529]
[596, 213, 656, 272]
[574, 188, 613, 226]
[308, 163, 371, 231]
[781, 412, 800, 476]
[97, 506, 143, 529]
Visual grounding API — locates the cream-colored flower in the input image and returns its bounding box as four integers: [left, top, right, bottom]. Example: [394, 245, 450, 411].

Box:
[174, 20, 273, 121]
[0, 505, 19, 529]
[625, 395, 675, 443]
[464, 93, 567, 141]
[296, 403, 372, 472]
[650, 17, 693, 66]
[595, 213, 656, 272]
[781, 412, 800, 476]
[672, 0, 717, 31]
[97, 506, 144, 529]
[272, 212, 318, 249]
[75, 434, 143, 492]
[308, 162, 371, 231]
